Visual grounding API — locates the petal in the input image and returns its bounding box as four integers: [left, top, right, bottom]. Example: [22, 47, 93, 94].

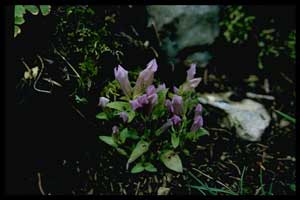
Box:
[187, 63, 196, 81]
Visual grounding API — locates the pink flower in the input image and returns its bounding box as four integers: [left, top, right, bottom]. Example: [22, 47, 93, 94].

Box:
[133, 59, 158, 96]
[114, 65, 132, 97]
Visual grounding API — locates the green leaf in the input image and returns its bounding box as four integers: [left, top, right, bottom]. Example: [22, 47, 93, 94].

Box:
[14, 25, 21, 38]
[127, 111, 135, 123]
[131, 162, 144, 173]
[274, 110, 296, 124]
[106, 101, 130, 111]
[15, 5, 26, 18]
[171, 133, 180, 148]
[99, 136, 117, 148]
[144, 162, 157, 172]
[120, 128, 128, 143]
[290, 183, 296, 192]
[15, 16, 25, 25]
[116, 147, 128, 156]
[96, 112, 108, 120]
[39, 5, 51, 16]
[160, 150, 183, 173]
[127, 140, 150, 166]
[24, 5, 39, 15]
[127, 129, 139, 140]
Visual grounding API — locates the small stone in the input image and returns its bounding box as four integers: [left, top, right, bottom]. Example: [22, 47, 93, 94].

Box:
[157, 187, 170, 195]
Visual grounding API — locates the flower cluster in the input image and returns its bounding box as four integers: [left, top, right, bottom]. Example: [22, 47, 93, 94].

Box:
[96, 58, 207, 173]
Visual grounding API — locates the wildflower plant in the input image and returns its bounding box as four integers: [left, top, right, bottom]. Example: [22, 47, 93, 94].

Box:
[96, 59, 208, 173]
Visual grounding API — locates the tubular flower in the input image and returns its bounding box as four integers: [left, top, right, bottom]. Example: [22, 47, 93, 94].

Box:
[119, 111, 129, 123]
[165, 99, 174, 113]
[114, 65, 132, 97]
[190, 115, 204, 132]
[146, 85, 158, 105]
[187, 63, 196, 81]
[98, 97, 110, 108]
[171, 115, 181, 125]
[173, 86, 179, 94]
[130, 99, 143, 111]
[157, 83, 166, 92]
[133, 59, 158, 96]
[137, 94, 149, 105]
[194, 103, 203, 116]
[172, 95, 184, 116]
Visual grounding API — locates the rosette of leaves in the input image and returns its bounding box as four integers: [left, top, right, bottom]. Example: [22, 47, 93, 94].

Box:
[14, 5, 51, 37]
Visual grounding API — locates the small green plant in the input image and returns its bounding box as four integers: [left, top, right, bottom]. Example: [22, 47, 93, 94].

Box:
[14, 5, 51, 37]
[286, 30, 296, 63]
[96, 59, 208, 173]
[220, 6, 255, 44]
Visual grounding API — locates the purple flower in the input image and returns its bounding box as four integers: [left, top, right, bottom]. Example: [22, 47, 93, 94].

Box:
[137, 94, 149, 105]
[190, 115, 204, 132]
[98, 97, 110, 108]
[165, 99, 174, 113]
[148, 93, 158, 105]
[133, 59, 158, 96]
[146, 85, 156, 96]
[172, 95, 184, 116]
[119, 111, 128, 123]
[187, 63, 196, 81]
[157, 83, 166, 92]
[130, 99, 142, 111]
[173, 86, 179, 94]
[112, 125, 119, 134]
[195, 104, 203, 116]
[114, 65, 132, 97]
[171, 115, 181, 125]
[182, 78, 202, 92]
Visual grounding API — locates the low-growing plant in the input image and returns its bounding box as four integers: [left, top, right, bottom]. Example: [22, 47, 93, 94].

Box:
[14, 5, 51, 37]
[96, 59, 208, 173]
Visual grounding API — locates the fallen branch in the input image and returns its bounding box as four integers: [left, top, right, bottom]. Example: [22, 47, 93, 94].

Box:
[34, 55, 52, 94]
[37, 172, 46, 195]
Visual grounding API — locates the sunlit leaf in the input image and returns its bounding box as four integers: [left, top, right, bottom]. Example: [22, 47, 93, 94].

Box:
[99, 136, 117, 148]
[171, 133, 180, 148]
[15, 5, 26, 18]
[106, 101, 130, 111]
[144, 162, 157, 172]
[127, 140, 150, 166]
[15, 16, 25, 25]
[96, 112, 108, 120]
[160, 150, 183, 173]
[14, 25, 21, 38]
[24, 5, 39, 15]
[131, 162, 144, 173]
[40, 5, 51, 16]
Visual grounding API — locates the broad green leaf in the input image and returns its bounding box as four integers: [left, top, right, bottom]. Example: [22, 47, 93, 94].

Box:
[15, 16, 25, 25]
[127, 129, 139, 140]
[144, 162, 157, 172]
[96, 112, 108, 120]
[290, 183, 296, 192]
[24, 5, 39, 15]
[127, 111, 135, 123]
[120, 128, 128, 143]
[131, 162, 144, 173]
[40, 5, 51, 16]
[99, 136, 117, 148]
[160, 150, 183, 173]
[106, 101, 130, 111]
[171, 133, 180, 148]
[14, 25, 21, 38]
[127, 140, 150, 165]
[15, 5, 26, 18]
[116, 147, 128, 156]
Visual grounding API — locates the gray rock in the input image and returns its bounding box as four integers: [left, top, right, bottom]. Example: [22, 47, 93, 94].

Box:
[199, 92, 271, 142]
[146, 5, 219, 64]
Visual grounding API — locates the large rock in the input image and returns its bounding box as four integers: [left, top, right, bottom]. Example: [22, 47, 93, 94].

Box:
[199, 92, 271, 142]
[146, 5, 219, 66]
